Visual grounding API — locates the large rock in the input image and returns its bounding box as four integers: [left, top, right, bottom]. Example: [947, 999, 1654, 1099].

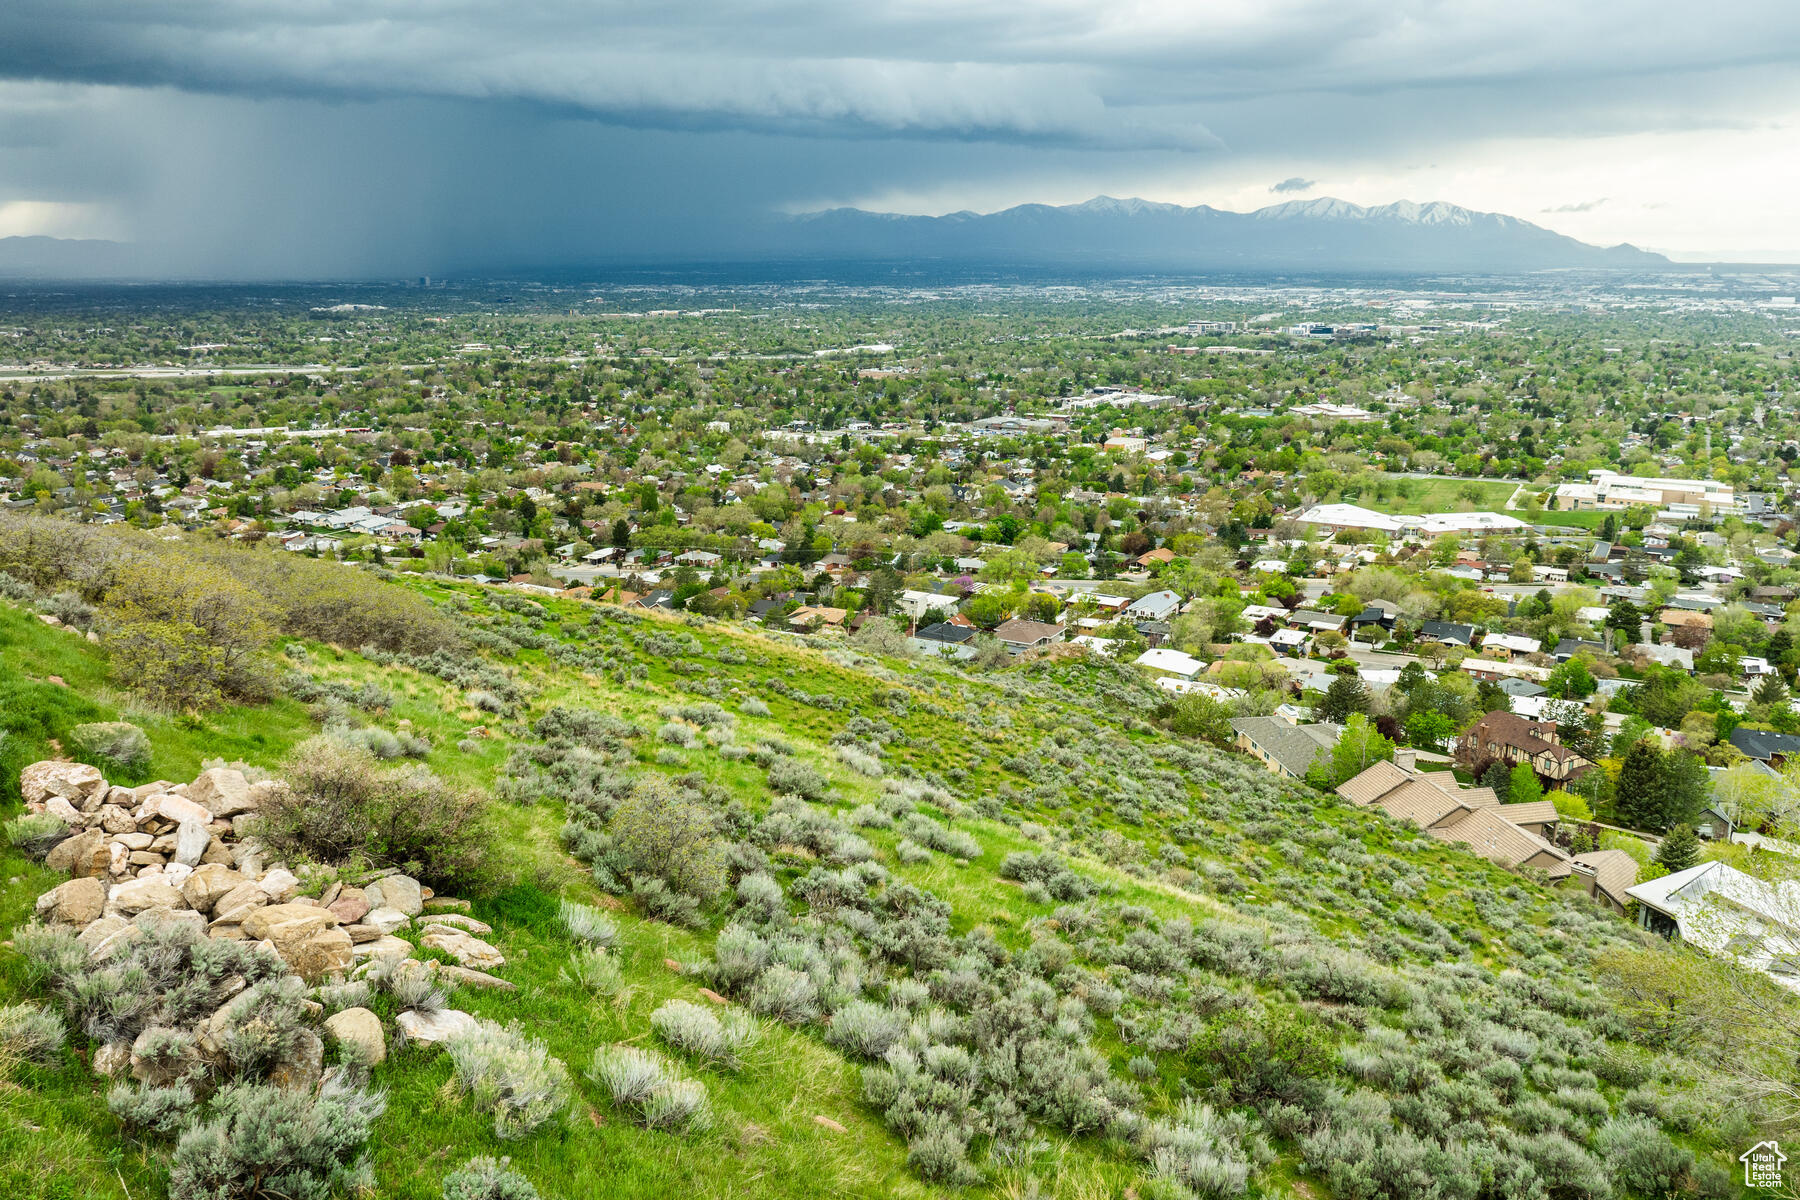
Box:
[92, 1041, 132, 1080]
[130, 1025, 200, 1087]
[212, 881, 269, 924]
[364, 907, 411, 935]
[420, 913, 491, 934]
[182, 864, 248, 913]
[241, 902, 340, 943]
[44, 828, 107, 877]
[438, 965, 515, 991]
[44, 795, 85, 826]
[326, 887, 370, 924]
[354, 935, 414, 962]
[378, 875, 423, 917]
[36, 877, 105, 925]
[189, 768, 254, 818]
[109, 877, 187, 916]
[257, 868, 300, 903]
[241, 904, 349, 981]
[323, 1007, 386, 1065]
[285, 928, 355, 982]
[267, 1030, 324, 1092]
[21, 761, 106, 809]
[173, 819, 211, 867]
[98, 805, 137, 834]
[420, 929, 505, 970]
[396, 1008, 476, 1047]
[143, 792, 215, 828]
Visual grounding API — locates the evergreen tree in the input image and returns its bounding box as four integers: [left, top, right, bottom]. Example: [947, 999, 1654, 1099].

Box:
[1655, 823, 1700, 873]
[1614, 739, 1666, 831]
[1479, 761, 1512, 795]
[1315, 671, 1371, 725]
[1508, 762, 1545, 805]
[1328, 713, 1394, 787]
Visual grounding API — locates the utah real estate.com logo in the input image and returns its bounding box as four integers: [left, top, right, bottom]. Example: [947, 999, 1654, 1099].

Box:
[1743, 1141, 1787, 1189]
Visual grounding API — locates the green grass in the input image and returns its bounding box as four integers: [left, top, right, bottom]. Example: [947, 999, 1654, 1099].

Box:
[0, 587, 1760, 1199]
[1351, 475, 1520, 515]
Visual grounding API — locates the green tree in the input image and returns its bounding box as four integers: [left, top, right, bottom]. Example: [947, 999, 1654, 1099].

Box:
[1615, 739, 1666, 831]
[1327, 713, 1394, 787]
[1655, 823, 1700, 873]
[1314, 671, 1371, 725]
[1545, 657, 1596, 699]
[1405, 710, 1454, 751]
[1508, 761, 1545, 805]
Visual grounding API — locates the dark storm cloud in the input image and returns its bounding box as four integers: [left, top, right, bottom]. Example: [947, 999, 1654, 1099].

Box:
[1270, 177, 1315, 193]
[1, 2, 1796, 273]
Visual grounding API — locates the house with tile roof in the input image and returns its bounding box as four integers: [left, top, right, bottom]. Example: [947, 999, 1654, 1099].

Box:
[1455, 711, 1592, 783]
[1229, 715, 1342, 779]
[1337, 758, 1572, 879]
[1571, 849, 1640, 913]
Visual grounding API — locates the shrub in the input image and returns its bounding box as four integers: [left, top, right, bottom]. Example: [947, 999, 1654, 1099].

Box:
[747, 965, 819, 1024]
[1592, 1115, 1692, 1195]
[633, 877, 705, 928]
[5, 812, 69, 860]
[558, 900, 618, 946]
[215, 977, 313, 1078]
[166, 1075, 385, 1200]
[658, 721, 699, 748]
[735, 872, 786, 924]
[109, 1082, 198, 1134]
[560, 946, 624, 996]
[443, 1020, 573, 1141]
[823, 1000, 905, 1060]
[740, 698, 771, 717]
[895, 839, 932, 864]
[0, 1001, 66, 1067]
[587, 1045, 711, 1133]
[650, 1000, 758, 1069]
[68, 721, 151, 772]
[612, 775, 724, 900]
[767, 757, 830, 802]
[443, 1157, 541, 1200]
[254, 737, 495, 890]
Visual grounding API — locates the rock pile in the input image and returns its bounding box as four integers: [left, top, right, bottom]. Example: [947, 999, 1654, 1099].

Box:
[21, 758, 513, 1073]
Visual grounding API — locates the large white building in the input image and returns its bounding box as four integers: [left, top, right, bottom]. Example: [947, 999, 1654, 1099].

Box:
[1554, 470, 1736, 513]
[1293, 504, 1524, 536]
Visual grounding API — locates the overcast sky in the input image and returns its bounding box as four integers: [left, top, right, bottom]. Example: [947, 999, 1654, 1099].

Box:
[3, 1, 1798, 275]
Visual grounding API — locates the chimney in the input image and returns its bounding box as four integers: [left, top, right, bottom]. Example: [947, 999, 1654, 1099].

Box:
[1394, 747, 1417, 772]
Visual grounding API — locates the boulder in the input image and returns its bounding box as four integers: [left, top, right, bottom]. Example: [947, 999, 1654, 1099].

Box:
[423, 896, 471, 913]
[323, 1007, 386, 1065]
[246, 779, 284, 810]
[341, 923, 383, 944]
[182, 864, 248, 913]
[420, 929, 505, 970]
[396, 1008, 476, 1047]
[189, 768, 254, 818]
[438, 965, 515, 992]
[354, 935, 414, 962]
[364, 907, 411, 935]
[173, 819, 211, 867]
[419, 913, 491, 934]
[378, 875, 423, 917]
[160, 862, 195, 892]
[77, 913, 130, 951]
[88, 920, 142, 962]
[21, 761, 106, 809]
[199, 840, 236, 866]
[98, 805, 137, 834]
[109, 877, 187, 916]
[327, 887, 370, 924]
[211, 882, 269, 924]
[112, 831, 153, 850]
[267, 1030, 325, 1093]
[361, 881, 385, 911]
[284, 928, 356, 982]
[92, 1041, 132, 1079]
[143, 792, 214, 828]
[257, 868, 300, 903]
[208, 923, 245, 940]
[241, 902, 340, 943]
[45, 795, 85, 826]
[36, 877, 106, 926]
[133, 907, 206, 937]
[45, 828, 108, 877]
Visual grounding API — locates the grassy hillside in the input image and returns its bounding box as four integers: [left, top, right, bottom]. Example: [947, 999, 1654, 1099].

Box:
[0, 574, 1764, 1200]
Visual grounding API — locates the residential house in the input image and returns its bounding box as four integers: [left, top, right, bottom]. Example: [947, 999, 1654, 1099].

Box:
[1418, 620, 1476, 646]
[1337, 758, 1572, 879]
[1628, 861, 1800, 988]
[1455, 711, 1592, 782]
[1229, 715, 1343, 779]
[1480, 632, 1542, 659]
[1729, 726, 1800, 766]
[1124, 590, 1182, 622]
[1571, 850, 1641, 914]
[1134, 647, 1204, 679]
[992, 618, 1065, 654]
[1288, 609, 1348, 634]
[1551, 638, 1608, 661]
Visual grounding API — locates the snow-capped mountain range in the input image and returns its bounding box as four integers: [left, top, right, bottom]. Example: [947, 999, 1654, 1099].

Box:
[780, 195, 1665, 271]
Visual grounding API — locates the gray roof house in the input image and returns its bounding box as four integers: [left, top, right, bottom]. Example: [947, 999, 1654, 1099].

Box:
[1229, 715, 1343, 779]
[1125, 590, 1182, 621]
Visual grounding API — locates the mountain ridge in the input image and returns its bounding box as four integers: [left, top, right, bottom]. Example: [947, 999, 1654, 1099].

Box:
[781, 194, 1667, 271]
